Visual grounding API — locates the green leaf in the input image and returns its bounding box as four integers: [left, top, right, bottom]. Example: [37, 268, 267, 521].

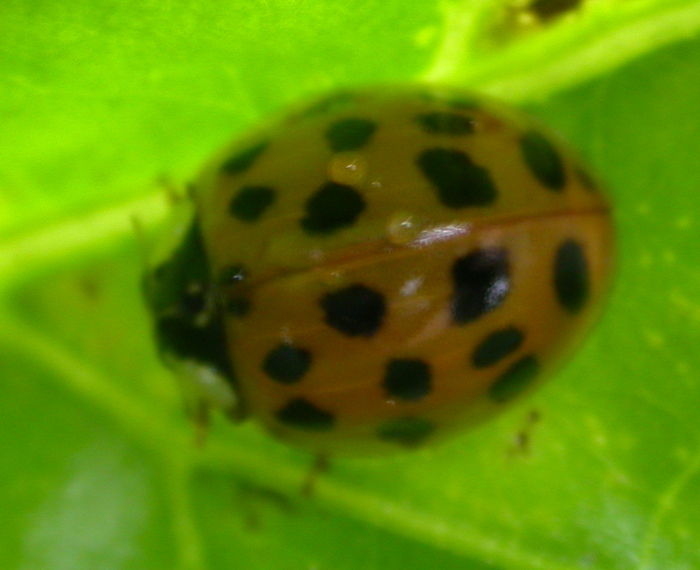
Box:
[3, 1, 700, 569]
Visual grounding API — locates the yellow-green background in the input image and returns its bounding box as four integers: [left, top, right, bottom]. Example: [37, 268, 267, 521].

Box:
[2, 1, 700, 568]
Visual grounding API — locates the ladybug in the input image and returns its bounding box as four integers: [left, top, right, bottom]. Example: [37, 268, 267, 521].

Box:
[143, 85, 614, 455]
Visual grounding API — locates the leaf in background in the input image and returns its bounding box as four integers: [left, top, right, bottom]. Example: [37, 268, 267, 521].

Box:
[2, 0, 700, 569]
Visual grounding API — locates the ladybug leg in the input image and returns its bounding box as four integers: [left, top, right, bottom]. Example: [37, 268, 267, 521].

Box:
[507, 408, 541, 458]
[301, 452, 331, 497]
[130, 213, 149, 256]
[191, 399, 211, 447]
[236, 481, 295, 531]
[156, 173, 190, 205]
[224, 399, 249, 423]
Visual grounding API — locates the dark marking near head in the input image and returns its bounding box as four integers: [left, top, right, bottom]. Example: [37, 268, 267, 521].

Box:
[376, 417, 436, 448]
[155, 314, 236, 386]
[320, 284, 386, 337]
[325, 118, 377, 152]
[221, 141, 270, 175]
[276, 398, 335, 431]
[144, 222, 210, 318]
[520, 130, 566, 191]
[179, 283, 208, 317]
[230, 185, 276, 222]
[383, 359, 432, 401]
[416, 112, 475, 135]
[452, 248, 510, 324]
[143, 220, 237, 383]
[263, 344, 312, 385]
[472, 327, 525, 368]
[143, 214, 239, 398]
[554, 239, 590, 313]
[417, 148, 497, 209]
[489, 355, 540, 402]
[301, 182, 366, 235]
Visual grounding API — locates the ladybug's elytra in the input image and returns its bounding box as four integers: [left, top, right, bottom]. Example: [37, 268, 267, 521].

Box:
[143, 85, 614, 455]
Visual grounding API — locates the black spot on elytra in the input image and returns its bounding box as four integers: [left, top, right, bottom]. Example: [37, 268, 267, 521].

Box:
[452, 248, 510, 324]
[472, 327, 525, 368]
[276, 398, 335, 431]
[221, 141, 269, 175]
[489, 355, 540, 402]
[520, 130, 566, 191]
[554, 239, 590, 313]
[417, 148, 497, 209]
[416, 112, 475, 135]
[321, 284, 386, 337]
[325, 118, 377, 152]
[263, 344, 312, 385]
[383, 359, 432, 401]
[376, 417, 436, 448]
[301, 182, 366, 235]
[230, 185, 276, 222]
